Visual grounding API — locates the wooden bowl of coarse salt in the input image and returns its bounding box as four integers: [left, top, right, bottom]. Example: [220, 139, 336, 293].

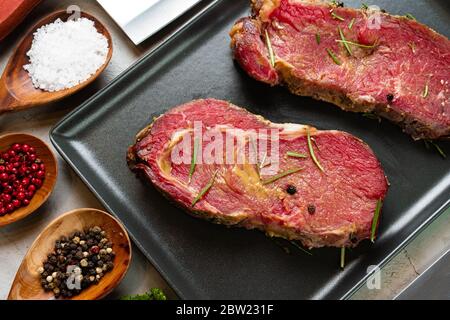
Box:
[0, 10, 113, 114]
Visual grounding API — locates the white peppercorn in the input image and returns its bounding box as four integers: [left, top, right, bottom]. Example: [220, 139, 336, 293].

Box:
[46, 276, 53, 283]
[80, 259, 88, 267]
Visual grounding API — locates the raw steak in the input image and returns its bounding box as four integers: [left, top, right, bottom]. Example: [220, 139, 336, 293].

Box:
[230, 0, 450, 140]
[127, 99, 388, 248]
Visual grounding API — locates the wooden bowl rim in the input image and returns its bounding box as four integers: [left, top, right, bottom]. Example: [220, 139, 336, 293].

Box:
[0, 133, 58, 226]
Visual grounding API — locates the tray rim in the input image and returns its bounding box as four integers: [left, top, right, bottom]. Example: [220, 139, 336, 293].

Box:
[50, 0, 450, 300]
[394, 248, 450, 300]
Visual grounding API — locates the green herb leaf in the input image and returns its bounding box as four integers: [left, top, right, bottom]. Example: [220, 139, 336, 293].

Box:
[290, 241, 313, 256]
[265, 29, 276, 67]
[316, 33, 321, 45]
[338, 26, 352, 56]
[189, 138, 199, 182]
[262, 167, 303, 185]
[192, 170, 219, 207]
[326, 48, 342, 65]
[405, 13, 416, 20]
[348, 18, 355, 29]
[121, 288, 167, 300]
[361, 3, 369, 10]
[340, 247, 346, 269]
[331, 11, 345, 21]
[286, 151, 308, 158]
[370, 199, 383, 242]
[335, 39, 376, 49]
[307, 129, 325, 172]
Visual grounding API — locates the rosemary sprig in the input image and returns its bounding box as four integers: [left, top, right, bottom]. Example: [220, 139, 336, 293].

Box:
[191, 170, 219, 207]
[307, 129, 325, 172]
[335, 39, 376, 49]
[405, 13, 416, 20]
[331, 11, 345, 21]
[348, 18, 355, 29]
[189, 138, 199, 182]
[361, 3, 368, 10]
[265, 29, 276, 67]
[261, 167, 302, 185]
[286, 151, 308, 158]
[338, 26, 352, 56]
[326, 48, 342, 65]
[290, 241, 313, 256]
[422, 83, 429, 98]
[316, 33, 321, 45]
[340, 247, 346, 269]
[370, 199, 383, 242]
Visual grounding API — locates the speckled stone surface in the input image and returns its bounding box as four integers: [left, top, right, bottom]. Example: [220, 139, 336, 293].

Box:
[0, 0, 449, 300]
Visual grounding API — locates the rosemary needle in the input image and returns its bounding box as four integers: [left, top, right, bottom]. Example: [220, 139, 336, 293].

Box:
[307, 129, 325, 172]
[338, 26, 352, 56]
[189, 138, 199, 182]
[286, 151, 308, 158]
[348, 18, 355, 29]
[191, 170, 219, 207]
[370, 199, 383, 242]
[326, 48, 342, 65]
[265, 29, 276, 67]
[340, 247, 346, 269]
[262, 168, 303, 185]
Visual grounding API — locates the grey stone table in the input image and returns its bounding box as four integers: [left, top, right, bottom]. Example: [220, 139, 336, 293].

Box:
[0, 0, 449, 300]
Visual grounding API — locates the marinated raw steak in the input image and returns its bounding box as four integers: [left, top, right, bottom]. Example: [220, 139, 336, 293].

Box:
[127, 99, 388, 248]
[230, 0, 450, 140]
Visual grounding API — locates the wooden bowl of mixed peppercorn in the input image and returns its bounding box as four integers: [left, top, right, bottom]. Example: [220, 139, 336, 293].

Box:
[7, 208, 132, 300]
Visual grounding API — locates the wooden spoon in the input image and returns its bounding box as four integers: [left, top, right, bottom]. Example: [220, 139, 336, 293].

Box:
[0, 11, 113, 114]
[0, 133, 57, 227]
[8, 208, 132, 300]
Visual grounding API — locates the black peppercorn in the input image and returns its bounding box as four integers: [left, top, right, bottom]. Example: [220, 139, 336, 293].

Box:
[286, 185, 297, 195]
[307, 204, 316, 215]
[387, 93, 394, 102]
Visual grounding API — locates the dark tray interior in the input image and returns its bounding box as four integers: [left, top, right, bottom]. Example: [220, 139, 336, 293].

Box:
[51, 0, 450, 299]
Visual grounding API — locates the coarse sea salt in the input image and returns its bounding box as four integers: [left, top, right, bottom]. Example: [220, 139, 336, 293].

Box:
[23, 18, 109, 92]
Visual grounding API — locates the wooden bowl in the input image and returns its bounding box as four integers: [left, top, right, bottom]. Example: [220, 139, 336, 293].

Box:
[0, 10, 113, 114]
[0, 133, 57, 227]
[8, 208, 132, 300]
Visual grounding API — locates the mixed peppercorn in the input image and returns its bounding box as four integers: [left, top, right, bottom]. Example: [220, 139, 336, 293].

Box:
[38, 226, 115, 298]
[0, 143, 45, 216]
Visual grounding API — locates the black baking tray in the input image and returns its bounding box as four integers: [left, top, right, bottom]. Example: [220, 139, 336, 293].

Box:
[50, 0, 450, 299]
